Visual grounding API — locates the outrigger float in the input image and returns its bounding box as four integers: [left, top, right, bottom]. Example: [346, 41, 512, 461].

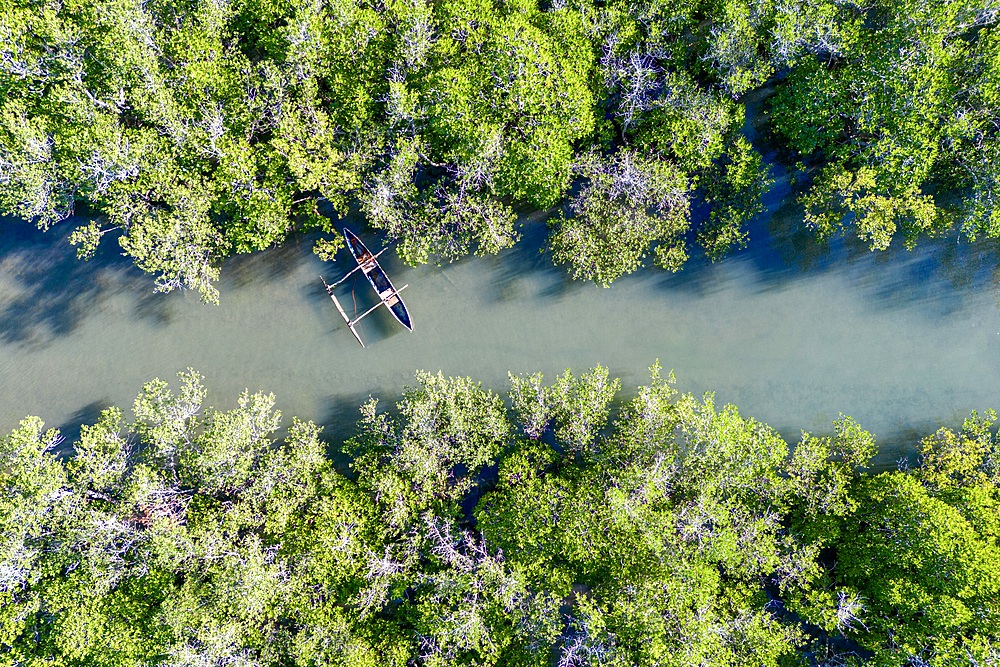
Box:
[321, 228, 413, 348]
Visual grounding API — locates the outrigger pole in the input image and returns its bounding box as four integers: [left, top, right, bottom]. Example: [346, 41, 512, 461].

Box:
[323, 228, 414, 347]
[321, 276, 409, 349]
[325, 247, 388, 289]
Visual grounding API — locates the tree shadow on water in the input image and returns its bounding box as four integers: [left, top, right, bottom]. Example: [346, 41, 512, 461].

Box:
[736, 162, 1000, 314]
[54, 399, 113, 460]
[484, 215, 590, 303]
[220, 233, 317, 290]
[0, 217, 153, 347]
[831, 231, 1000, 317]
[644, 174, 1000, 320]
[316, 390, 385, 477]
[303, 275, 338, 319]
[132, 288, 177, 326]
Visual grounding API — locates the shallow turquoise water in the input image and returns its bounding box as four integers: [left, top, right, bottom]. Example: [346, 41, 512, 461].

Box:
[2, 197, 1000, 465]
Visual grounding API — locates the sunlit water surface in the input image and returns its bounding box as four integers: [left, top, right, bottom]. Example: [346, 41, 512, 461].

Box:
[3, 188, 1000, 466]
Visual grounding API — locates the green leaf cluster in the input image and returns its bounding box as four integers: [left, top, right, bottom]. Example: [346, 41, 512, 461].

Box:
[3, 366, 1000, 665]
[767, 0, 1000, 250]
[0, 0, 786, 297]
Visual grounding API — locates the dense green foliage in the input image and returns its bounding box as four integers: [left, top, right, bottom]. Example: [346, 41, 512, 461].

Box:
[766, 0, 1000, 251]
[3, 366, 999, 666]
[24, 0, 995, 297]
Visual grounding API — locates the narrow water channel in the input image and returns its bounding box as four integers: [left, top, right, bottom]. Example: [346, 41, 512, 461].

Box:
[2, 192, 1000, 465]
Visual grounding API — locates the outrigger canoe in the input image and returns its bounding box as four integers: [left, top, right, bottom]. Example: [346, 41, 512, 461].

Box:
[320, 229, 413, 348]
[343, 228, 412, 331]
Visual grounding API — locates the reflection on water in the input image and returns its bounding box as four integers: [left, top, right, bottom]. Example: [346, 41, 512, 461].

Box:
[2, 200, 1000, 467]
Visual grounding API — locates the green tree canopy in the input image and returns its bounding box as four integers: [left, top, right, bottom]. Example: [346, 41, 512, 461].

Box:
[4, 367, 1000, 666]
[0, 0, 792, 299]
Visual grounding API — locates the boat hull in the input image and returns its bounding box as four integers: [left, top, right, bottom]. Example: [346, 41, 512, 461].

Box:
[344, 228, 413, 331]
